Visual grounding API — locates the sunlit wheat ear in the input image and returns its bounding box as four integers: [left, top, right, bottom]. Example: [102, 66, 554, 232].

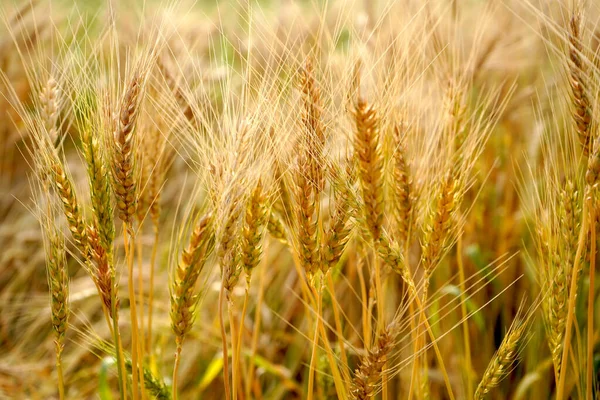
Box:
[299, 56, 326, 194]
[39, 76, 60, 145]
[87, 224, 116, 314]
[170, 212, 213, 342]
[322, 163, 354, 273]
[47, 154, 89, 259]
[586, 137, 600, 186]
[420, 173, 459, 277]
[241, 179, 268, 284]
[474, 309, 530, 400]
[351, 324, 396, 400]
[43, 219, 69, 349]
[267, 210, 288, 244]
[353, 96, 385, 244]
[111, 70, 145, 226]
[218, 186, 245, 294]
[41, 209, 69, 400]
[288, 58, 328, 283]
[567, 8, 593, 156]
[81, 116, 114, 258]
[391, 123, 414, 246]
[38, 77, 89, 260]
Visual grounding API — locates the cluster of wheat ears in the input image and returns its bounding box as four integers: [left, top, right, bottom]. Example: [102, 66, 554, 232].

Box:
[2, 0, 600, 399]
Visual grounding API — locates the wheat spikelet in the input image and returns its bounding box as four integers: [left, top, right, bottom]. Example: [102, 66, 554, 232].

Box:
[351, 325, 395, 400]
[39, 77, 60, 145]
[170, 212, 213, 340]
[112, 71, 144, 225]
[567, 8, 593, 156]
[322, 164, 354, 272]
[353, 96, 385, 243]
[474, 312, 529, 399]
[37, 77, 89, 260]
[586, 139, 600, 186]
[47, 148, 89, 259]
[82, 124, 114, 258]
[293, 136, 321, 280]
[241, 180, 268, 284]
[44, 222, 69, 346]
[41, 211, 69, 400]
[88, 224, 116, 314]
[421, 173, 458, 275]
[391, 123, 413, 245]
[299, 57, 326, 194]
[219, 190, 245, 293]
[267, 211, 288, 244]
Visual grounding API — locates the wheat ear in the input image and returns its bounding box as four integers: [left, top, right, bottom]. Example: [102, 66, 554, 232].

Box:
[351, 325, 396, 400]
[567, 8, 593, 156]
[474, 312, 529, 399]
[43, 217, 69, 400]
[171, 212, 213, 400]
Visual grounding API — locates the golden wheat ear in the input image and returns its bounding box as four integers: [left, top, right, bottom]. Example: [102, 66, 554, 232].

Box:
[474, 307, 532, 400]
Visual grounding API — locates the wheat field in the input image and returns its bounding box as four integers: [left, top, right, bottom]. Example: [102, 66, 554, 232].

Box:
[1, 0, 600, 399]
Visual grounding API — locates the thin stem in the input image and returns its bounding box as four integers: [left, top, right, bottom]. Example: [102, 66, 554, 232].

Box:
[557, 198, 590, 399]
[246, 252, 267, 399]
[236, 286, 249, 398]
[219, 280, 232, 400]
[112, 280, 127, 400]
[410, 282, 456, 400]
[228, 296, 238, 400]
[124, 225, 140, 400]
[137, 239, 146, 400]
[326, 274, 350, 384]
[56, 342, 65, 400]
[357, 257, 370, 346]
[147, 226, 158, 358]
[374, 257, 388, 400]
[172, 338, 182, 400]
[307, 286, 322, 400]
[315, 281, 348, 400]
[409, 282, 428, 400]
[587, 200, 596, 399]
[457, 235, 473, 399]
[404, 245, 418, 398]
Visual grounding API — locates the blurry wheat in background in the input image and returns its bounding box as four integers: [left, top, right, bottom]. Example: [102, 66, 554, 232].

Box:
[1, 0, 600, 399]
